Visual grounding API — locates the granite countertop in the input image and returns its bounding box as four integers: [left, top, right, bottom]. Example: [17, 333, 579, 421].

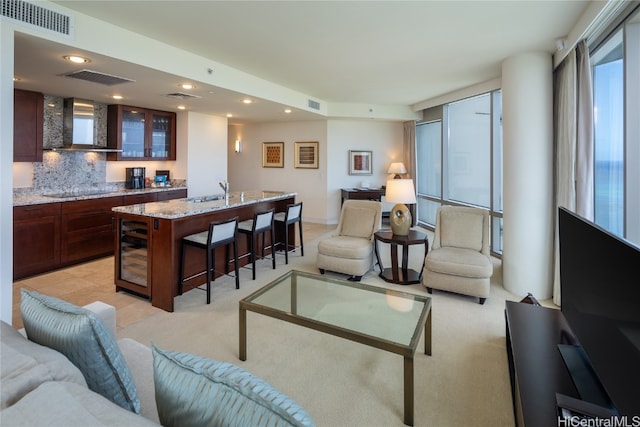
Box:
[13, 185, 187, 207]
[112, 190, 296, 220]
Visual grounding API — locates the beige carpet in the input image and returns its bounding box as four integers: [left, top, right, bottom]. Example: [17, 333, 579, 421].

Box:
[118, 227, 520, 427]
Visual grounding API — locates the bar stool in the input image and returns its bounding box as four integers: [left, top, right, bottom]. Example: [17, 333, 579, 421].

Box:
[238, 209, 276, 280]
[274, 202, 304, 264]
[179, 217, 239, 304]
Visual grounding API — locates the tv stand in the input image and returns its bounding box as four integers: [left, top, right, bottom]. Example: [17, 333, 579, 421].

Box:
[505, 301, 581, 426]
[557, 344, 614, 410]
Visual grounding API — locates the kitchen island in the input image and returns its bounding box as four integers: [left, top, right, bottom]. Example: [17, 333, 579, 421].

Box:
[112, 190, 296, 312]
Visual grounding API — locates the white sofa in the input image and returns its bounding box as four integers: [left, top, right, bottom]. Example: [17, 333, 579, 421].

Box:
[0, 301, 160, 426]
[1, 297, 315, 427]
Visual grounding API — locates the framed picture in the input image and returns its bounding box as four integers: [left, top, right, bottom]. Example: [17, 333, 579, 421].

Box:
[262, 142, 284, 168]
[349, 150, 372, 175]
[294, 141, 319, 169]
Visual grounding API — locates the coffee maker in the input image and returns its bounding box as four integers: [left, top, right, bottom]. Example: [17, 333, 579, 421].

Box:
[125, 167, 146, 189]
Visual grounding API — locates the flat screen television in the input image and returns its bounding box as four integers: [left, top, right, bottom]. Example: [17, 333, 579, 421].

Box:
[559, 207, 640, 417]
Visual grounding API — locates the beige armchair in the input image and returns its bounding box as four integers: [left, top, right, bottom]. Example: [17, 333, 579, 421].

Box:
[317, 200, 382, 281]
[423, 205, 493, 304]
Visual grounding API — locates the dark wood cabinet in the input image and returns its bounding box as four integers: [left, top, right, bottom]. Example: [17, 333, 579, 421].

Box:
[505, 301, 579, 427]
[124, 193, 157, 205]
[13, 189, 187, 280]
[157, 189, 187, 201]
[60, 196, 124, 264]
[107, 105, 176, 161]
[13, 89, 43, 162]
[341, 188, 386, 205]
[13, 204, 61, 279]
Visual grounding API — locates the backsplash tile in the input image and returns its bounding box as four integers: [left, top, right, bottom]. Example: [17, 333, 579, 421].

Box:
[43, 95, 63, 148]
[33, 151, 108, 193]
[32, 96, 112, 193]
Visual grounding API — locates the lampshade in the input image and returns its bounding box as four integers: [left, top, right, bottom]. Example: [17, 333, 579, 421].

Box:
[385, 179, 416, 236]
[385, 179, 416, 204]
[387, 162, 407, 179]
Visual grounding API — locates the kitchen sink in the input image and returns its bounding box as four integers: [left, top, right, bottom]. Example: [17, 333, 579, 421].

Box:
[186, 194, 230, 203]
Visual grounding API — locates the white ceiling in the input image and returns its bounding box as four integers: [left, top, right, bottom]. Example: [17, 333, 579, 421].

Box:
[13, 1, 591, 124]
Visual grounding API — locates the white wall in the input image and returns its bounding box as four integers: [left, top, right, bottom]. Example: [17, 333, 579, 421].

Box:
[228, 119, 403, 224]
[327, 120, 404, 223]
[183, 112, 228, 197]
[228, 121, 328, 223]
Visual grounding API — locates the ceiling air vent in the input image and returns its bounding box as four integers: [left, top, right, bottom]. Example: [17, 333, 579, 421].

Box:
[165, 92, 202, 100]
[308, 99, 321, 110]
[62, 69, 135, 86]
[1, 0, 73, 37]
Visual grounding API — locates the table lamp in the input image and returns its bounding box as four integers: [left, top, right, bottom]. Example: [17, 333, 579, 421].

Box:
[385, 179, 416, 236]
[387, 162, 407, 179]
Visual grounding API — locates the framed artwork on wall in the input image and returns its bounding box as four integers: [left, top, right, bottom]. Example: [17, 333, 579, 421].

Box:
[262, 142, 284, 167]
[349, 150, 372, 175]
[294, 141, 319, 169]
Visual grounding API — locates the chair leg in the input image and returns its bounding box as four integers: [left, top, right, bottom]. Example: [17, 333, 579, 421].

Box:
[298, 221, 304, 257]
[270, 227, 276, 269]
[249, 234, 256, 280]
[319, 268, 325, 274]
[479, 297, 486, 305]
[283, 223, 289, 264]
[348, 275, 362, 282]
[233, 241, 239, 289]
[206, 247, 213, 304]
[426, 287, 433, 294]
[224, 244, 230, 274]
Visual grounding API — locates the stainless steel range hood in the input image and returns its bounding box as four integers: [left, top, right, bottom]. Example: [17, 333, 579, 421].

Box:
[50, 98, 121, 152]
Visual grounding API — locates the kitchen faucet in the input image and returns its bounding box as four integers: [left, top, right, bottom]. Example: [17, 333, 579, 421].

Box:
[219, 181, 230, 199]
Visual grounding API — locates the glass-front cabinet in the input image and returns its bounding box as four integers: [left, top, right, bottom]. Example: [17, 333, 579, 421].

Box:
[107, 105, 176, 161]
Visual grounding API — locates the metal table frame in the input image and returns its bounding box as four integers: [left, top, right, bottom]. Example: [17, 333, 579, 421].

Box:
[239, 270, 432, 426]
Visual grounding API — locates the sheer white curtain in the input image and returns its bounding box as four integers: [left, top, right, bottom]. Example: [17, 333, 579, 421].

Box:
[553, 40, 594, 305]
[403, 120, 416, 178]
[576, 41, 594, 220]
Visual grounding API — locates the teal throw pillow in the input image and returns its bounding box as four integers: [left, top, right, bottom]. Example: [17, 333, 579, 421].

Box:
[152, 343, 315, 427]
[20, 289, 140, 413]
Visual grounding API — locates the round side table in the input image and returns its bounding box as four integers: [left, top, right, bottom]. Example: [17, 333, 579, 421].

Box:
[374, 229, 429, 285]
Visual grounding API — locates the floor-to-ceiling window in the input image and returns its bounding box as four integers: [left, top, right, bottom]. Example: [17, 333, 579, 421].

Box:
[415, 90, 503, 254]
[590, 7, 640, 244]
[592, 30, 624, 235]
[415, 121, 441, 226]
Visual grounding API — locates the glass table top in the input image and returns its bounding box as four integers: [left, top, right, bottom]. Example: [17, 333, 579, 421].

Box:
[241, 270, 431, 351]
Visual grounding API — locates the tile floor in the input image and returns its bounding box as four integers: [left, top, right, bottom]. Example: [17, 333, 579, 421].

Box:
[12, 222, 334, 330]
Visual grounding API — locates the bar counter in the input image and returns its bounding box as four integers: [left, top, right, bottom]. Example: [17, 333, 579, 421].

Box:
[112, 190, 296, 312]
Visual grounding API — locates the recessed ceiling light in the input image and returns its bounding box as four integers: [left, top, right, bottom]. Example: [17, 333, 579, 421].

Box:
[284, 109, 292, 114]
[242, 99, 252, 104]
[227, 113, 233, 118]
[112, 95, 123, 100]
[13, 77, 21, 82]
[179, 83, 194, 90]
[63, 55, 90, 64]
[177, 105, 186, 110]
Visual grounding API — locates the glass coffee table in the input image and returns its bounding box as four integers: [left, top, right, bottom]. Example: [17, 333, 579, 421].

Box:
[239, 270, 432, 426]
